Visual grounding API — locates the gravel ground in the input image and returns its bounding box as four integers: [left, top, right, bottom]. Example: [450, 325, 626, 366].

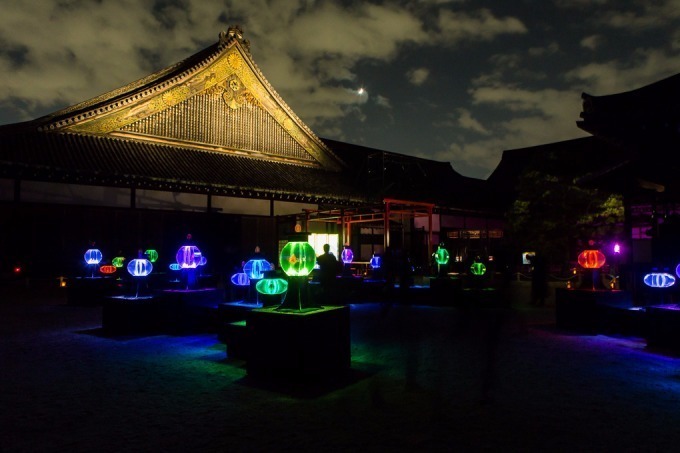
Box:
[2, 282, 680, 452]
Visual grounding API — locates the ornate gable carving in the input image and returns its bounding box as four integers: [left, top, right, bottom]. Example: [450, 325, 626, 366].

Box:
[48, 27, 342, 170]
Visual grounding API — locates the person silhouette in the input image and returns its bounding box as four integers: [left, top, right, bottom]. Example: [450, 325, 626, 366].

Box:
[316, 244, 339, 302]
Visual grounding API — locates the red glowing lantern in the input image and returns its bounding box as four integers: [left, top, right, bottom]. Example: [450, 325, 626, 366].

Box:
[99, 265, 117, 274]
[577, 250, 606, 269]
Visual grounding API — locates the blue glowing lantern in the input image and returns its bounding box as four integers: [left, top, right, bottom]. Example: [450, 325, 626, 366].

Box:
[675, 263, 680, 279]
[643, 272, 676, 288]
[127, 258, 153, 277]
[256, 278, 289, 295]
[370, 254, 382, 269]
[243, 259, 273, 280]
[176, 245, 202, 269]
[169, 263, 181, 271]
[84, 249, 103, 265]
[230, 272, 250, 287]
[341, 247, 354, 264]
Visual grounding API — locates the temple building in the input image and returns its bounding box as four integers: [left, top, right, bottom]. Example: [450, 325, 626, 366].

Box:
[0, 26, 503, 280]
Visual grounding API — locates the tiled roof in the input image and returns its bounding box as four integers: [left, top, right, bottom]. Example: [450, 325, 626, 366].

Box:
[0, 130, 366, 205]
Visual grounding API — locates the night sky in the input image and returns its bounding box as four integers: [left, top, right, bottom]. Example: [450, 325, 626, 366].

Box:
[1, 0, 679, 179]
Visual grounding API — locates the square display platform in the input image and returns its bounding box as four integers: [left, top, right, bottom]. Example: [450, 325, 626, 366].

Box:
[246, 305, 351, 380]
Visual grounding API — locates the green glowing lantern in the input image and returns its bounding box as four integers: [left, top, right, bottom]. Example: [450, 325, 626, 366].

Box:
[277, 234, 320, 311]
[256, 278, 288, 295]
[112, 256, 125, 268]
[470, 262, 487, 276]
[144, 249, 159, 263]
[279, 241, 316, 277]
[434, 246, 450, 265]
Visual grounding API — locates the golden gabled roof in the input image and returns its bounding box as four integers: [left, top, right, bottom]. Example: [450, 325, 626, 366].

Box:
[36, 26, 345, 172]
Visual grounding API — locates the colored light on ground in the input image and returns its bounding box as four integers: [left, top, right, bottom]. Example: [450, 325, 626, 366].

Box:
[280, 241, 316, 276]
[643, 272, 676, 288]
[256, 278, 288, 295]
[13, 266, 21, 274]
[230, 272, 250, 286]
[84, 249, 102, 265]
[243, 259, 273, 279]
[176, 245, 202, 269]
[127, 258, 153, 277]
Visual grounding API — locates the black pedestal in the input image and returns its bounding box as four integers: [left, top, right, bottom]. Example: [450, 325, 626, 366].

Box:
[101, 296, 161, 335]
[555, 288, 631, 333]
[646, 305, 680, 351]
[160, 288, 221, 334]
[67, 277, 118, 305]
[247, 305, 351, 380]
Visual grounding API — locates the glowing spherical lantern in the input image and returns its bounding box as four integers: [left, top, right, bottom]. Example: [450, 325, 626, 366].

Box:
[99, 265, 117, 275]
[256, 278, 289, 295]
[199, 255, 208, 266]
[243, 259, 273, 280]
[84, 249, 102, 265]
[370, 254, 382, 269]
[280, 241, 316, 277]
[643, 272, 676, 288]
[127, 258, 153, 277]
[577, 250, 606, 269]
[230, 272, 250, 287]
[176, 245, 202, 269]
[434, 246, 450, 265]
[341, 247, 354, 264]
[169, 263, 181, 271]
[470, 262, 487, 276]
[144, 249, 159, 263]
[112, 256, 125, 268]
[675, 263, 680, 279]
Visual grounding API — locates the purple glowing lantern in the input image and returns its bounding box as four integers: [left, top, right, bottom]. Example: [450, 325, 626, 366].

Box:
[341, 246, 354, 264]
[176, 245, 202, 269]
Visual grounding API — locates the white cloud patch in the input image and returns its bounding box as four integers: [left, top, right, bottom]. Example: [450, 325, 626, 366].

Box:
[456, 108, 489, 135]
[566, 48, 680, 95]
[435, 8, 527, 44]
[406, 67, 430, 86]
[580, 35, 603, 50]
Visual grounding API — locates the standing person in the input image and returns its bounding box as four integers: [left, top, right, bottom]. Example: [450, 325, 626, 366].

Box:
[316, 244, 338, 302]
[530, 253, 548, 306]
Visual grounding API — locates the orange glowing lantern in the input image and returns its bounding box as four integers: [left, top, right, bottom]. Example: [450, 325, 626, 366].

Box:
[99, 265, 117, 274]
[577, 250, 606, 269]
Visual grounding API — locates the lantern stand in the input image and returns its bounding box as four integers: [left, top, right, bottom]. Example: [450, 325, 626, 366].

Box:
[127, 257, 153, 299]
[340, 245, 354, 278]
[277, 233, 321, 312]
[577, 250, 607, 291]
[433, 244, 450, 278]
